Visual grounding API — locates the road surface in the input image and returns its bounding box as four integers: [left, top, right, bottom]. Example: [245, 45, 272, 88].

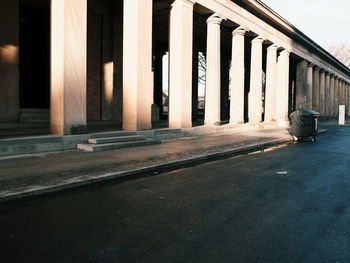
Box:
[1, 126, 350, 263]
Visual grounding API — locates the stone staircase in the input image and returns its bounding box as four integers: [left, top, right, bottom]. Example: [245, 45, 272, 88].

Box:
[77, 131, 161, 152]
[20, 108, 50, 124]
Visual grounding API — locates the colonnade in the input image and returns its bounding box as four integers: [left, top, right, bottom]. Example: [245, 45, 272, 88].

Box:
[296, 60, 350, 118]
[169, 2, 294, 129]
[48, 0, 350, 135]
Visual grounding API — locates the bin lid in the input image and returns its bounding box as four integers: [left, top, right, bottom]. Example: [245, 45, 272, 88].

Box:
[290, 109, 320, 117]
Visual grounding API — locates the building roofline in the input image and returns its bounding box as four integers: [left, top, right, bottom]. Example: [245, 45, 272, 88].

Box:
[233, 0, 350, 76]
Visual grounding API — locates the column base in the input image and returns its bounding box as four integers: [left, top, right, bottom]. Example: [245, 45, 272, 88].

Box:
[276, 120, 290, 127]
[169, 122, 192, 129]
[123, 123, 152, 131]
[204, 121, 221, 126]
[51, 124, 87, 135]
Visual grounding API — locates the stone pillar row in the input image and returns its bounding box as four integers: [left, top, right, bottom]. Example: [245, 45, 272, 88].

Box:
[296, 59, 350, 119]
[169, 8, 292, 128]
[49, 0, 350, 134]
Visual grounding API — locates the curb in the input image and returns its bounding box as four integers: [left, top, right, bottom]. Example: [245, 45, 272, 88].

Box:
[0, 137, 293, 204]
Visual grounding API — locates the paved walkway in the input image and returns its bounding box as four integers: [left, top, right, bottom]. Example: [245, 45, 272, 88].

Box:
[0, 124, 331, 203]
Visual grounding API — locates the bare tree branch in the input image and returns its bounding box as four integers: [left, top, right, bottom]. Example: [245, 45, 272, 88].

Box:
[198, 52, 206, 85]
[327, 43, 350, 68]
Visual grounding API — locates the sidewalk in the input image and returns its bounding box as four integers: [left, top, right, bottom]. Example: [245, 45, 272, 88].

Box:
[0, 126, 325, 203]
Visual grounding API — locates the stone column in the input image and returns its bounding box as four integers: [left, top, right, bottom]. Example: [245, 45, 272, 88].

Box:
[329, 75, 335, 117]
[264, 44, 278, 123]
[169, 0, 195, 128]
[334, 77, 339, 117]
[340, 80, 345, 105]
[306, 63, 313, 109]
[229, 27, 246, 124]
[123, 0, 153, 131]
[319, 70, 326, 116]
[51, 0, 87, 135]
[296, 60, 308, 110]
[345, 82, 350, 116]
[345, 83, 348, 117]
[205, 14, 223, 126]
[276, 50, 290, 126]
[312, 67, 320, 112]
[0, 0, 19, 123]
[248, 36, 264, 124]
[324, 72, 330, 117]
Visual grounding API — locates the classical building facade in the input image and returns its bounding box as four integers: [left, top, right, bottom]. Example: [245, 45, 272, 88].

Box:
[1, 0, 350, 135]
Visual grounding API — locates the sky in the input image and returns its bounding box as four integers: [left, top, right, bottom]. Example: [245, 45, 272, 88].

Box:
[262, 0, 350, 49]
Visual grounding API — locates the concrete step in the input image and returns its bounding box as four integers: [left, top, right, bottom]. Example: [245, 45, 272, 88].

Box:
[0, 135, 63, 157]
[90, 131, 137, 139]
[88, 135, 146, 144]
[77, 139, 161, 152]
[20, 117, 50, 123]
[20, 108, 50, 114]
[20, 109, 50, 123]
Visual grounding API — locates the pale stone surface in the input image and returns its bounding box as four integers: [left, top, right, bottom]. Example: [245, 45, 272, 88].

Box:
[169, 0, 194, 128]
[248, 37, 264, 124]
[123, 0, 153, 131]
[306, 63, 313, 109]
[230, 27, 246, 124]
[312, 67, 320, 112]
[339, 105, 345, 125]
[205, 14, 223, 126]
[276, 50, 290, 126]
[265, 44, 278, 123]
[0, 0, 19, 122]
[296, 60, 308, 110]
[102, 62, 114, 120]
[319, 70, 326, 116]
[51, 0, 87, 135]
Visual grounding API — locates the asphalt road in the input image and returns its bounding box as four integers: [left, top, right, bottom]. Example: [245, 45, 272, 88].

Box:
[1, 126, 350, 263]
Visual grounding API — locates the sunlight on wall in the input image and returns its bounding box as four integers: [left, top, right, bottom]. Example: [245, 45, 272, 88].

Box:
[0, 45, 18, 64]
[103, 61, 114, 104]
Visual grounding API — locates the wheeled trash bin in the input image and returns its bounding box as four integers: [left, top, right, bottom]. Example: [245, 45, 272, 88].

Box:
[290, 110, 320, 142]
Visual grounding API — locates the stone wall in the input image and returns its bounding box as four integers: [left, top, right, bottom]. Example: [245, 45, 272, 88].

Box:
[0, 0, 20, 122]
[87, 9, 103, 121]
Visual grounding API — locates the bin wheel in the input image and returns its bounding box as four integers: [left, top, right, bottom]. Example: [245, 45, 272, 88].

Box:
[310, 136, 317, 142]
[292, 135, 298, 142]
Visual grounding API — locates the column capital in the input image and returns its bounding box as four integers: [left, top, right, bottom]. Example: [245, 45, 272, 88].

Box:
[279, 49, 290, 57]
[171, 0, 196, 8]
[232, 26, 247, 36]
[207, 13, 224, 25]
[307, 62, 314, 68]
[251, 36, 264, 44]
[267, 44, 278, 51]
